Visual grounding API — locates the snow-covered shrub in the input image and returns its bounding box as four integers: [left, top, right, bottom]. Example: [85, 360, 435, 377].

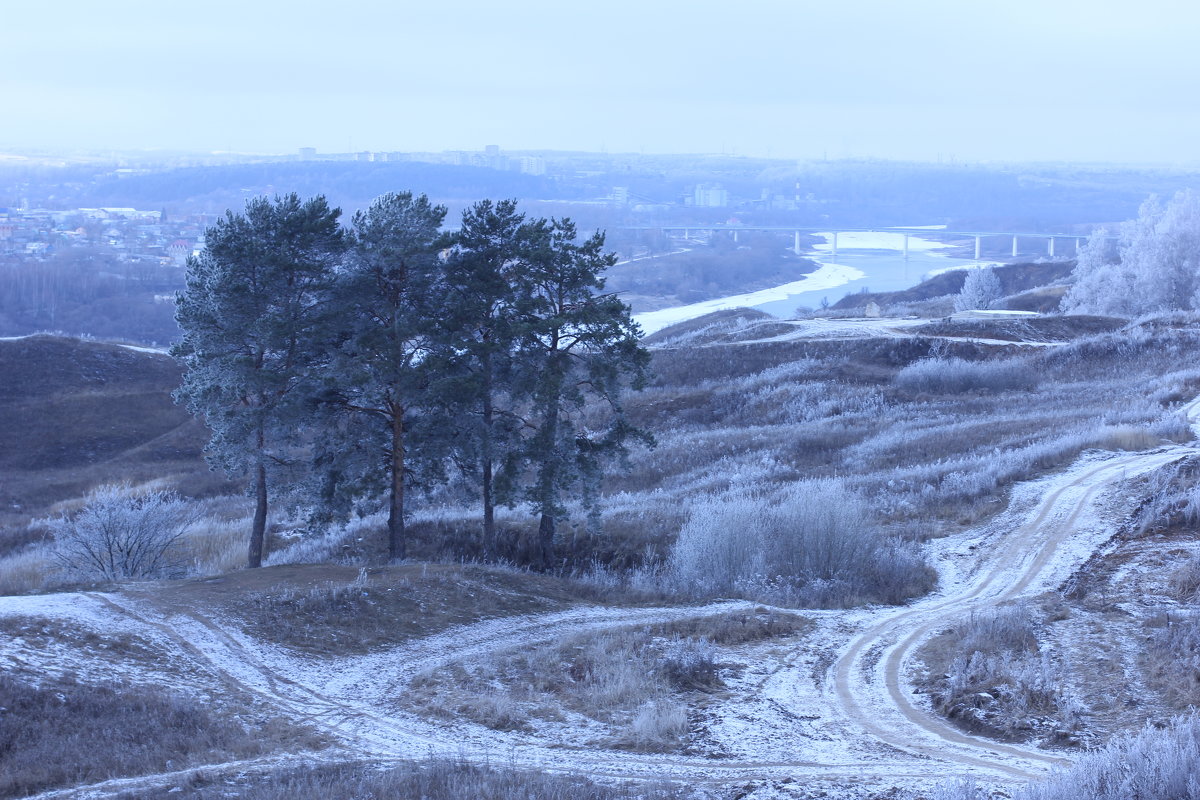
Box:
[659, 637, 719, 691]
[954, 266, 1003, 311]
[666, 480, 934, 607]
[1017, 714, 1200, 800]
[624, 699, 688, 751]
[0, 545, 56, 596]
[1147, 612, 1200, 708]
[895, 356, 1036, 394]
[933, 603, 1078, 739]
[44, 484, 196, 580]
[930, 778, 988, 800]
[1170, 554, 1200, 601]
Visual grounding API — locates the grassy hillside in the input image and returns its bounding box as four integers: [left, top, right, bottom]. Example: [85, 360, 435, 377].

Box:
[0, 335, 218, 546]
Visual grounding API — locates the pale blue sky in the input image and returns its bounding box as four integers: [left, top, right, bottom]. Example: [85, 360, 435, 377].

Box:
[3, 0, 1199, 161]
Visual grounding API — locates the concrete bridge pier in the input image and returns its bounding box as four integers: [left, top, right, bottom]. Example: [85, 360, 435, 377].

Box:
[831, 231, 838, 260]
[1048, 237, 1056, 257]
[1012, 235, 1018, 258]
[1075, 238, 1081, 254]
[733, 230, 739, 244]
[903, 234, 910, 261]
[974, 235, 981, 260]
[793, 231, 801, 255]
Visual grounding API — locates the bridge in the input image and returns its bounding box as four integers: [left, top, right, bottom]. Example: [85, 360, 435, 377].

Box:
[617, 225, 1099, 260]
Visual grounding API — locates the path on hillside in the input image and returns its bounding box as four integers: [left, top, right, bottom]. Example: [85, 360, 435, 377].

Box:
[12, 406, 1200, 798]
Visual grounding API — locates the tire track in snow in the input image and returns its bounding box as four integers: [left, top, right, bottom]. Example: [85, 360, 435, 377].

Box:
[834, 448, 1187, 781]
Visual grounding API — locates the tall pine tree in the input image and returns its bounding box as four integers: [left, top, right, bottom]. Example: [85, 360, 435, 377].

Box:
[441, 199, 532, 555]
[509, 218, 651, 568]
[311, 192, 447, 562]
[173, 194, 344, 568]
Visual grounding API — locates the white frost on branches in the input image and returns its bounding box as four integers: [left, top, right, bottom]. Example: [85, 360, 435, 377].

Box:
[45, 485, 196, 580]
[954, 266, 1003, 311]
[1063, 190, 1200, 316]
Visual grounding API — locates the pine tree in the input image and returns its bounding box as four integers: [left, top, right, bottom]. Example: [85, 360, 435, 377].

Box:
[440, 199, 531, 555]
[172, 194, 344, 568]
[310, 192, 447, 562]
[508, 218, 651, 569]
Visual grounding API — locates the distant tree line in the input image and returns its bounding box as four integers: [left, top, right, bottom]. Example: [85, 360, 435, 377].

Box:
[172, 192, 650, 569]
[0, 252, 182, 343]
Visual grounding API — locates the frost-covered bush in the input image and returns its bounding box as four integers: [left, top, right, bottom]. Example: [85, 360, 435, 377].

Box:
[933, 604, 1079, 738]
[660, 637, 719, 691]
[624, 699, 689, 751]
[895, 356, 1036, 394]
[45, 485, 195, 580]
[954, 266, 1003, 311]
[666, 480, 934, 607]
[1147, 612, 1200, 708]
[1017, 714, 1200, 800]
[1170, 554, 1200, 601]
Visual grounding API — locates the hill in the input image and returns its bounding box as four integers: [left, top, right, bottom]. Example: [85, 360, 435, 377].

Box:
[832, 260, 1076, 312]
[0, 335, 215, 542]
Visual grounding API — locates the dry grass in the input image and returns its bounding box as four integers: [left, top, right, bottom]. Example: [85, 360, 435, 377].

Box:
[0, 543, 57, 595]
[199, 563, 616, 657]
[0, 672, 318, 800]
[123, 758, 694, 800]
[408, 610, 807, 752]
[918, 603, 1081, 742]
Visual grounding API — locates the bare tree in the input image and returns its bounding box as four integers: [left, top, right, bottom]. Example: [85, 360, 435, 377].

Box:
[46, 485, 196, 580]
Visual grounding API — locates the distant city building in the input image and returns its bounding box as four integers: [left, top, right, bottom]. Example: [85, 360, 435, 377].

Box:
[168, 240, 191, 267]
[692, 184, 730, 208]
[518, 156, 546, 176]
[611, 186, 629, 205]
[298, 147, 316, 160]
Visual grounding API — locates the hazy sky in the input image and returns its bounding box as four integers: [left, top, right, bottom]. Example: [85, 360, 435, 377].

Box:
[4, 0, 1199, 162]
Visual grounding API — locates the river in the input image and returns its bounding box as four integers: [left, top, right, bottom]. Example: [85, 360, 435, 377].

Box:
[633, 229, 1001, 335]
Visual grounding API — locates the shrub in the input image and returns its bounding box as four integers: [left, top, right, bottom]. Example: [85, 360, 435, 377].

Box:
[931, 604, 1080, 739]
[43, 484, 197, 580]
[1146, 612, 1200, 708]
[1018, 713, 1200, 800]
[895, 356, 1037, 394]
[623, 699, 689, 751]
[666, 480, 935, 607]
[1170, 554, 1200, 602]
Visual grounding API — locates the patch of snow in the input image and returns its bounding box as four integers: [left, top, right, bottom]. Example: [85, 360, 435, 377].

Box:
[950, 309, 1041, 319]
[119, 343, 170, 355]
[634, 263, 865, 335]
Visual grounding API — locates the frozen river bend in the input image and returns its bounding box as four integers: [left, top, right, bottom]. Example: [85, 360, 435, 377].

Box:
[7, 400, 1200, 799]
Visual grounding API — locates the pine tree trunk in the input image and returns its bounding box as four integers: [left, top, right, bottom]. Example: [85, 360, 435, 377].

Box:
[536, 512, 556, 570]
[388, 409, 406, 563]
[249, 458, 267, 569]
[533, 394, 560, 570]
[481, 351, 496, 556]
